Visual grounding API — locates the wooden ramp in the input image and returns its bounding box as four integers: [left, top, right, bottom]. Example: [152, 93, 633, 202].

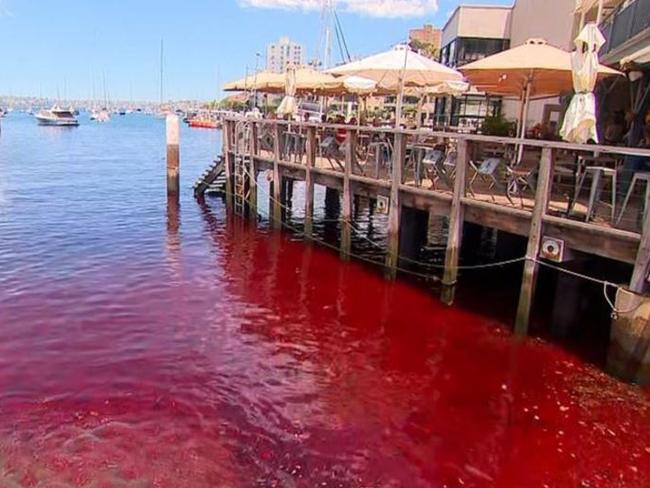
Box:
[193, 158, 226, 197]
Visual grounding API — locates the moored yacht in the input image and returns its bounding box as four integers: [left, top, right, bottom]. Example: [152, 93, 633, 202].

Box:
[35, 105, 79, 126]
[90, 107, 111, 123]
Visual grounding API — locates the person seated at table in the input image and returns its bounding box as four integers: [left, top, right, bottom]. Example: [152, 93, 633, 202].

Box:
[604, 111, 626, 146]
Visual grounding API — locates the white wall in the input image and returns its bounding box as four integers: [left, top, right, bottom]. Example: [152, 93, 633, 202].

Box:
[509, 0, 575, 49]
[503, 0, 576, 126]
[457, 6, 513, 40]
[441, 6, 512, 47]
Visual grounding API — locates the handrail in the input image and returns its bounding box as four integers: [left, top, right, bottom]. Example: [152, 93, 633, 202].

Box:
[225, 116, 650, 158]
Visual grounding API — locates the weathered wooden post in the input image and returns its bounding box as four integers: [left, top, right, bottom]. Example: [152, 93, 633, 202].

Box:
[304, 126, 316, 240]
[607, 197, 650, 384]
[272, 123, 283, 229]
[248, 121, 258, 221]
[514, 147, 553, 337]
[341, 129, 356, 260]
[166, 114, 180, 196]
[223, 120, 233, 211]
[441, 139, 469, 305]
[385, 132, 405, 280]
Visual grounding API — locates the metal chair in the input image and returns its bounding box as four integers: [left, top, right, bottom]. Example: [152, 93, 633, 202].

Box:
[616, 171, 650, 228]
[574, 166, 617, 223]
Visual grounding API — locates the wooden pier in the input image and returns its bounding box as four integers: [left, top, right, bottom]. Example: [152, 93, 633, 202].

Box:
[196, 116, 650, 382]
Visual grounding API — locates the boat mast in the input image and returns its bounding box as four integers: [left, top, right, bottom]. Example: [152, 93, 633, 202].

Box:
[160, 39, 164, 106]
[318, 0, 335, 70]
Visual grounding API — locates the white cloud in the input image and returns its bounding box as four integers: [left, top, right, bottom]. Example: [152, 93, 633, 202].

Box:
[239, 0, 439, 18]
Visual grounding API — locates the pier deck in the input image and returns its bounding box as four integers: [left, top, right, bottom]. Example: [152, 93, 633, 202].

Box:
[214, 117, 650, 337]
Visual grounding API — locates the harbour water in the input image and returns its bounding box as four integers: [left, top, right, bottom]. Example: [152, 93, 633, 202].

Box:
[0, 113, 649, 487]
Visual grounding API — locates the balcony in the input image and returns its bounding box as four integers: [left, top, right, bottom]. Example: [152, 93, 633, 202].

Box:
[600, 0, 650, 60]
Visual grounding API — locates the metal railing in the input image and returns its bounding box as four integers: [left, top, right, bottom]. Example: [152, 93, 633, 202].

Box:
[600, 0, 650, 56]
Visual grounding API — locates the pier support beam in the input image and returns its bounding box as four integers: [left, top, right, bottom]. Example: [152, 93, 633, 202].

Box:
[304, 127, 316, 240]
[442, 140, 468, 305]
[608, 197, 650, 384]
[341, 129, 356, 260]
[223, 120, 233, 211]
[324, 187, 340, 244]
[399, 206, 428, 268]
[607, 289, 650, 384]
[385, 133, 405, 280]
[515, 147, 554, 337]
[272, 124, 282, 229]
[166, 114, 180, 196]
[281, 177, 294, 223]
[248, 122, 258, 221]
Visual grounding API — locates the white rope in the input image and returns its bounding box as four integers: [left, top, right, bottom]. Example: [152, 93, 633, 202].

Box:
[533, 258, 644, 319]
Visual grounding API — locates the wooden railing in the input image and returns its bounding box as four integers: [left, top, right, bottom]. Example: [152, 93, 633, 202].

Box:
[220, 117, 650, 332]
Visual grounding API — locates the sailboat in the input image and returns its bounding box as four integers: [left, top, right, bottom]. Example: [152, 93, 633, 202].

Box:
[91, 73, 111, 123]
[155, 39, 170, 118]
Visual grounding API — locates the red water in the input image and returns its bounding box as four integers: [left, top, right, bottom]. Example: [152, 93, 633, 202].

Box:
[0, 115, 649, 487]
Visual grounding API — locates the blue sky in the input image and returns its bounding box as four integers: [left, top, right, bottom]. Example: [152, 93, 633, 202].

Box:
[0, 0, 510, 101]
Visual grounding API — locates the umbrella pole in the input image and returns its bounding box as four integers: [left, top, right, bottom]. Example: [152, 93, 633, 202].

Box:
[517, 81, 532, 165]
[395, 42, 410, 129]
[416, 95, 424, 129]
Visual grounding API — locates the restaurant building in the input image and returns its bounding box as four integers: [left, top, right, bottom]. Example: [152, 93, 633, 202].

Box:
[436, 0, 576, 131]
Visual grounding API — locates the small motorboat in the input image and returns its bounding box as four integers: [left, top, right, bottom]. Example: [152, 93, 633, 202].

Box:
[188, 119, 221, 129]
[35, 105, 79, 126]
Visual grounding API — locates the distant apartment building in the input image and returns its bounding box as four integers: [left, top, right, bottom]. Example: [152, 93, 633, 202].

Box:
[409, 24, 442, 50]
[436, 0, 577, 129]
[266, 37, 305, 73]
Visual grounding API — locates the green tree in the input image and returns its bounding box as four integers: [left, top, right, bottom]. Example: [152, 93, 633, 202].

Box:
[410, 39, 440, 61]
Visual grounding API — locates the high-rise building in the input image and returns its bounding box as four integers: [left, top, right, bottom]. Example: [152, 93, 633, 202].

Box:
[266, 37, 305, 73]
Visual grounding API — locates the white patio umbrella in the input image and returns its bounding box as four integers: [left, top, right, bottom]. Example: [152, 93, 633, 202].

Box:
[327, 44, 464, 127]
[338, 75, 378, 95]
[560, 24, 606, 143]
[277, 65, 297, 117]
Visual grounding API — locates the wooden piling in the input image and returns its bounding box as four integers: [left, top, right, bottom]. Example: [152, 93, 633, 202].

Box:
[385, 132, 405, 280]
[341, 129, 356, 260]
[272, 123, 282, 229]
[166, 114, 180, 195]
[630, 200, 650, 293]
[304, 126, 316, 240]
[514, 147, 554, 336]
[441, 140, 469, 305]
[223, 120, 233, 210]
[248, 122, 258, 221]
